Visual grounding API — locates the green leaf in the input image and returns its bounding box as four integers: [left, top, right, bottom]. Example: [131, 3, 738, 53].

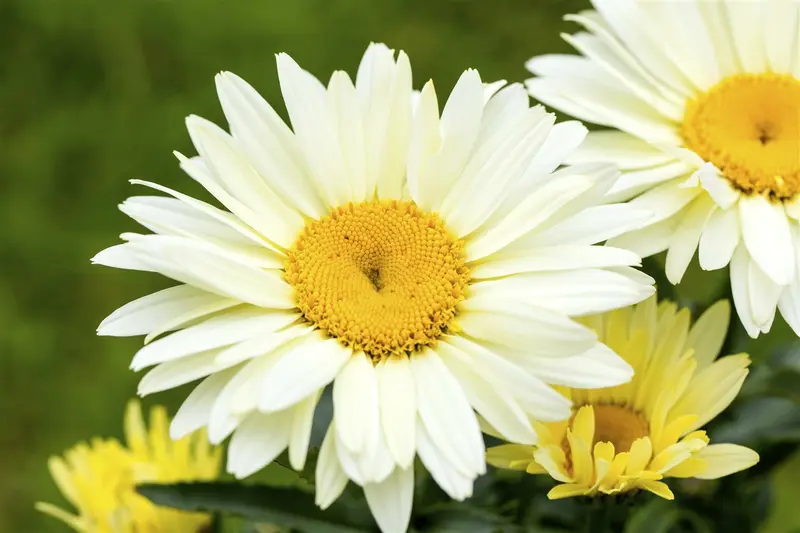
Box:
[137, 482, 376, 533]
[624, 497, 713, 533]
[760, 450, 800, 533]
[416, 503, 522, 533]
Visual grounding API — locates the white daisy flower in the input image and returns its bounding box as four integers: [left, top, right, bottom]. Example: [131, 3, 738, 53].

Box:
[94, 43, 654, 533]
[526, 0, 800, 338]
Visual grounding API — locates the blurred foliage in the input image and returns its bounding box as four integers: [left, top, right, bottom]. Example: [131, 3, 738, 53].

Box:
[2, 0, 800, 532]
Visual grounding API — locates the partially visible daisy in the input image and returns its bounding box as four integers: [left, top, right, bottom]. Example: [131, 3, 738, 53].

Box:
[526, 0, 800, 338]
[36, 400, 221, 532]
[487, 298, 759, 499]
[93, 43, 654, 532]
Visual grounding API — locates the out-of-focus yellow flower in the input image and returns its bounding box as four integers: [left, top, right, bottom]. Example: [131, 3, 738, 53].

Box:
[37, 400, 222, 532]
[487, 297, 759, 500]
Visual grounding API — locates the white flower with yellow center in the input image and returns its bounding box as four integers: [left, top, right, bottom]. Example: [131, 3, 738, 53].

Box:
[526, 0, 800, 338]
[93, 43, 654, 533]
[487, 298, 759, 500]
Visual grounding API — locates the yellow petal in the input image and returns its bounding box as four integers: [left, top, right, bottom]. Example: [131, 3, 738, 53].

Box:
[486, 444, 535, 470]
[548, 483, 592, 500]
[567, 428, 594, 486]
[534, 445, 573, 483]
[671, 354, 750, 431]
[124, 399, 148, 456]
[526, 461, 547, 475]
[665, 457, 708, 478]
[640, 480, 675, 500]
[47, 456, 79, 507]
[35, 502, 87, 532]
[572, 405, 595, 446]
[693, 444, 759, 479]
[685, 299, 730, 368]
[653, 414, 698, 453]
[626, 437, 652, 476]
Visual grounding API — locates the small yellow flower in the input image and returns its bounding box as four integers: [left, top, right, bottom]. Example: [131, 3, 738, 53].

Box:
[487, 297, 759, 500]
[37, 400, 222, 532]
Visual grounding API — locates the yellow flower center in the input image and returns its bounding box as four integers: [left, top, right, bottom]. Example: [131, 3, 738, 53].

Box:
[589, 404, 649, 453]
[286, 201, 470, 360]
[682, 73, 800, 200]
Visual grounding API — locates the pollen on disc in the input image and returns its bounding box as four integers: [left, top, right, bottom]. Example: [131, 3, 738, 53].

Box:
[681, 73, 800, 200]
[285, 200, 470, 360]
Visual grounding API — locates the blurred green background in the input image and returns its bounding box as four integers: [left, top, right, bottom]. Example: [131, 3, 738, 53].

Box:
[2, 1, 800, 532]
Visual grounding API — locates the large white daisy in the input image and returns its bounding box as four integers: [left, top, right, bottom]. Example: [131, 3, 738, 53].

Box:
[526, 0, 800, 338]
[94, 43, 654, 533]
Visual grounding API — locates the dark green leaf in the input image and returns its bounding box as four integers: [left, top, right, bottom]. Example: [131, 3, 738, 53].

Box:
[623, 499, 681, 533]
[137, 482, 376, 533]
[416, 503, 521, 533]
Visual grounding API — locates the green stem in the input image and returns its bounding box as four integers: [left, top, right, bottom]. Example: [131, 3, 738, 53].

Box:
[585, 499, 610, 533]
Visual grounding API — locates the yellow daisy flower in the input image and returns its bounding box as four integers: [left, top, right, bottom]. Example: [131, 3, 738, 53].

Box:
[36, 400, 222, 533]
[487, 297, 759, 500]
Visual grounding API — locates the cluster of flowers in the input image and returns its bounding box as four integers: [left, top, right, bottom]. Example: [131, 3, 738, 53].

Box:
[40, 0, 800, 531]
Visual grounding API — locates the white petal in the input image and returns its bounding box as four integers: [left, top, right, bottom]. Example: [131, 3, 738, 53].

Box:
[441, 336, 572, 422]
[316, 423, 349, 509]
[289, 392, 320, 471]
[170, 365, 240, 439]
[215, 72, 324, 219]
[363, 467, 414, 533]
[276, 53, 349, 207]
[466, 172, 595, 261]
[748, 258, 782, 330]
[779, 279, 800, 336]
[456, 298, 596, 358]
[726, 1, 768, 73]
[665, 196, 716, 284]
[699, 166, 740, 209]
[469, 268, 654, 317]
[606, 161, 693, 203]
[97, 285, 237, 338]
[436, 342, 536, 444]
[259, 334, 352, 413]
[378, 357, 417, 469]
[118, 235, 295, 309]
[730, 245, 761, 338]
[415, 420, 474, 501]
[227, 409, 292, 478]
[185, 115, 305, 247]
[411, 349, 485, 477]
[626, 179, 700, 225]
[333, 352, 378, 454]
[406, 81, 441, 210]
[440, 108, 555, 238]
[138, 349, 225, 396]
[131, 308, 298, 371]
[527, 204, 653, 248]
[739, 195, 795, 286]
[607, 214, 680, 259]
[566, 130, 673, 170]
[698, 206, 740, 271]
[523, 342, 634, 389]
[470, 245, 641, 279]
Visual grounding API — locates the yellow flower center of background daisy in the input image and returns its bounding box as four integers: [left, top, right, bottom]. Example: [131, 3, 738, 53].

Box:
[587, 404, 649, 453]
[286, 201, 470, 360]
[682, 73, 800, 199]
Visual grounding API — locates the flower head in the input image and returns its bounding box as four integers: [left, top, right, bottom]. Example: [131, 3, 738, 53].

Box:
[487, 298, 759, 499]
[93, 43, 654, 532]
[36, 400, 222, 532]
[526, 0, 800, 338]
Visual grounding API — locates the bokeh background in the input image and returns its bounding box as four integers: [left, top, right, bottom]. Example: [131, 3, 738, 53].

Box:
[3, 1, 800, 532]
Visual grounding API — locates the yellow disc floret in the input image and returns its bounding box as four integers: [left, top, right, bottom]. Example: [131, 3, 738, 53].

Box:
[682, 73, 800, 199]
[587, 404, 649, 454]
[286, 200, 470, 360]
